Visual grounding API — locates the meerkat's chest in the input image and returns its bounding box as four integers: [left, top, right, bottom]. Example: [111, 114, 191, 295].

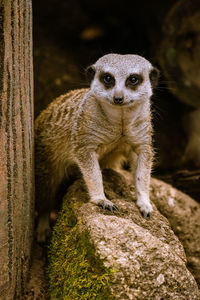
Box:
[96, 135, 129, 158]
[96, 115, 150, 159]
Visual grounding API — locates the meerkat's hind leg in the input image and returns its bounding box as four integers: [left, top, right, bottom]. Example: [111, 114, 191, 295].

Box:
[35, 165, 65, 243]
[36, 211, 51, 243]
[35, 184, 53, 243]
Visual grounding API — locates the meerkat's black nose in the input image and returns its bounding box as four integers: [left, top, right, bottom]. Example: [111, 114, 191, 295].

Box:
[113, 96, 124, 104]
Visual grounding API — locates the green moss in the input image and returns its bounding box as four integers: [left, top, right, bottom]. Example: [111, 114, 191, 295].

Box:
[47, 193, 115, 299]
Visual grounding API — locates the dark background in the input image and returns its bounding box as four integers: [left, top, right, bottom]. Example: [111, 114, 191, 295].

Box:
[32, 0, 200, 183]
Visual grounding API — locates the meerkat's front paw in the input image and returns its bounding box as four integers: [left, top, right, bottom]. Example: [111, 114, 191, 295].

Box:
[91, 198, 119, 212]
[137, 198, 153, 218]
[98, 199, 119, 212]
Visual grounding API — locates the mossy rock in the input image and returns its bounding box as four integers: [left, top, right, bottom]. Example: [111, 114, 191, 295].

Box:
[47, 171, 200, 299]
[47, 192, 115, 300]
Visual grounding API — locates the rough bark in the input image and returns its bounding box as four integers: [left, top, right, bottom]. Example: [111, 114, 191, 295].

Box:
[0, 0, 34, 299]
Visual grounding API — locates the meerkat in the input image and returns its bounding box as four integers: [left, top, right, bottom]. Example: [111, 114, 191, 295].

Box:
[35, 53, 159, 242]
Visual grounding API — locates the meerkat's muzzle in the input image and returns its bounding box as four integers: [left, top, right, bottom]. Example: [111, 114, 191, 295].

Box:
[113, 96, 124, 105]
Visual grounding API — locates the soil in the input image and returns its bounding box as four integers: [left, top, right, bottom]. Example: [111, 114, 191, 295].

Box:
[22, 242, 48, 300]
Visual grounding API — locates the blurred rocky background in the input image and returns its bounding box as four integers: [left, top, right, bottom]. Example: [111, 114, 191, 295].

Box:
[33, 0, 200, 199]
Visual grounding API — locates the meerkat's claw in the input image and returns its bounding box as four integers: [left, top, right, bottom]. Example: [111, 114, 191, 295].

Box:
[98, 199, 119, 212]
[142, 211, 152, 218]
[137, 200, 153, 219]
[112, 205, 119, 211]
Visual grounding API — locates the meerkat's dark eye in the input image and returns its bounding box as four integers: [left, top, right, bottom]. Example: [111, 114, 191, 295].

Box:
[103, 74, 112, 84]
[100, 72, 115, 88]
[126, 74, 143, 89]
[129, 76, 139, 85]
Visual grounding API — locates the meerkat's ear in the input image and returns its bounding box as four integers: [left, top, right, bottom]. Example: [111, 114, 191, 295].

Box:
[149, 67, 160, 89]
[86, 65, 96, 83]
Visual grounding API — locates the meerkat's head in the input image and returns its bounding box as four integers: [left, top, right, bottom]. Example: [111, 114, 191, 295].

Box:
[87, 54, 159, 107]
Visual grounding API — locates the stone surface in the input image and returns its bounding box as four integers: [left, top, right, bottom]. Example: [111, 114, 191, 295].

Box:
[150, 177, 200, 287]
[158, 0, 200, 108]
[49, 170, 200, 299]
[0, 0, 34, 299]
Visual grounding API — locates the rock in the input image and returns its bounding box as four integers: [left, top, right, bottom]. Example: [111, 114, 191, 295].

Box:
[183, 108, 200, 167]
[150, 177, 200, 287]
[47, 170, 200, 299]
[156, 169, 200, 205]
[157, 0, 200, 108]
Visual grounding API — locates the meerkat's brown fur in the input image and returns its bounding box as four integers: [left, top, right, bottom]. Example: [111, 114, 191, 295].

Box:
[35, 54, 159, 242]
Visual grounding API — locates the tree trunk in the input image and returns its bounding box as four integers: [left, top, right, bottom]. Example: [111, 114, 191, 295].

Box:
[0, 0, 34, 299]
